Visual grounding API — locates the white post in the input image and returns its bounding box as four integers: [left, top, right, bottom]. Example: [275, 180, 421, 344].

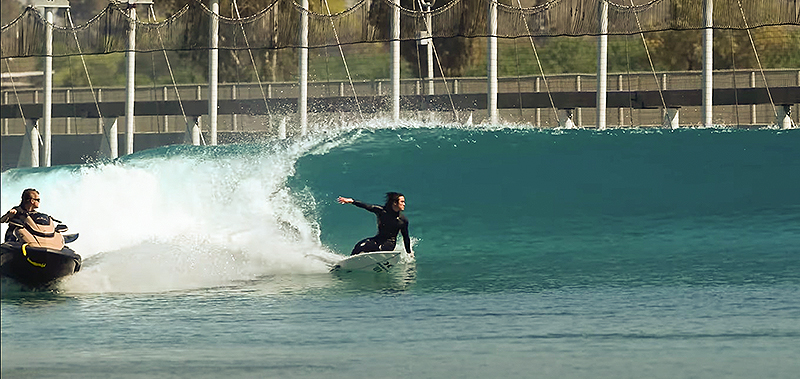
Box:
[596, 0, 608, 130]
[43, 7, 54, 167]
[391, 0, 400, 121]
[559, 109, 576, 129]
[65, 89, 72, 134]
[777, 105, 792, 129]
[576, 75, 582, 127]
[163, 86, 169, 132]
[535, 77, 541, 127]
[425, 2, 434, 96]
[99, 117, 119, 159]
[231, 84, 238, 131]
[96, 88, 103, 133]
[2, 92, 8, 135]
[125, 4, 137, 155]
[19, 119, 40, 168]
[664, 108, 679, 129]
[299, 0, 309, 135]
[186, 116, 201, 145]
[487, 0, 498, 125]
[702, 0, 713, 127]
[749, 71, 757, 125]
[209, 0, 219, 145]
[618, 75, 624, 126]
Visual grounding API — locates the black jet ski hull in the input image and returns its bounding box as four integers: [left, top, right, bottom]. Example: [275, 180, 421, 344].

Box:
[0, 242, 81, 288]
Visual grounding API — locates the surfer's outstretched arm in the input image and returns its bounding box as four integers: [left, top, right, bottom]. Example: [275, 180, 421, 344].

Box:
[338, 196, 382, 214]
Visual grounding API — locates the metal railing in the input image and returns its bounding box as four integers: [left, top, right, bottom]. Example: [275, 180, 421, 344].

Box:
[2, 69, 799, 135]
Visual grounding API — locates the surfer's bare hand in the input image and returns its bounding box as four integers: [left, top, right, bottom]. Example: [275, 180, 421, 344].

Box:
[337, 196, 353, 204]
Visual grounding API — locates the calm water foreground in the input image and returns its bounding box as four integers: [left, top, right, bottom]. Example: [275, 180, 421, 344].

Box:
[2, 126, 799, 378]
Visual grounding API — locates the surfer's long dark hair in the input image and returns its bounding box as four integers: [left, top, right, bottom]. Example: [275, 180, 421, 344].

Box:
[384, 192, 404, 210]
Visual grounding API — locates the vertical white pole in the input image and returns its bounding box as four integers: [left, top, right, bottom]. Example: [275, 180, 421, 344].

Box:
[487, 0, 498, 125]
[2, 92, 8, 135]
[425, 4, 434, 96]
[96, 88, 103, 133]
[391, 0, 400, 121]
[209, 0, 219, 145]
[163, 86, 169, 132]
[618, 75, 624, 126]
[576, 75, 582, 127]
[749, 71, 757, 125]
[231, 84, 238, 131]
[702, 0, 713, 127]
[299, 0, 309, 135]
[43, 8, 54, 167]
[596, 0, 608, 130]
[777, 105, 792, 129]
[100, 117, 119, 158]
[187, 116, 201, 145]
[65, 89, 71, 134]
[125, 4, 137, 155]
[535, 77, 541, 127]
[20, 119, 40, 168]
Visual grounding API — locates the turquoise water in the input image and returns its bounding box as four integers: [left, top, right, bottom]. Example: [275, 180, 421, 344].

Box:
[2, 125, 799, 378]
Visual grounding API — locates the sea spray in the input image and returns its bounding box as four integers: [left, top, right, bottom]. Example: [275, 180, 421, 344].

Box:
[1, 137, 345, 293]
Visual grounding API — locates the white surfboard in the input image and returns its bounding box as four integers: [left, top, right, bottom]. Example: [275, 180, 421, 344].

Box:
[330, 251, 403, 273]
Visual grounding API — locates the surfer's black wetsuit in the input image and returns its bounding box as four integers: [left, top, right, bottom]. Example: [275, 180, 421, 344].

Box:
[350, 200, 410, 256]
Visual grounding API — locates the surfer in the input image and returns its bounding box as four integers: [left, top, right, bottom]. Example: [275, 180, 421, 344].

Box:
[1, 188, 41, 242]
[337, 192, 413, 257]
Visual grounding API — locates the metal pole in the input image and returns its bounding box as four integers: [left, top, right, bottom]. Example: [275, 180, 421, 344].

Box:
[576, 76, 582, 127]
[487, 0, 498, 125]
[65, 89, 71, 134]
[425, 2, 434, 96]
[702, 0, 713, 127]
[43, 7, 54, 167]
[596, 0, 608, 130]
[391, 0, 400, 121]
[125, 4, 137, 155]
[209, 0, 219, 144]
[299, 0, 309, 135]
[749, 71, 757, 125]
[535, 77, 541, 127]
[231, 84, 238, 131]
[618, 75, 624, 126]
[163, 86, 169, 132]
[20, 119, 40, 168]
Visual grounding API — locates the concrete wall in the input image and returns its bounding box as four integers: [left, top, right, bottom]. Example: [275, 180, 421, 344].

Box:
[2, 133, 185, 172]
[1, 131, 278, 172]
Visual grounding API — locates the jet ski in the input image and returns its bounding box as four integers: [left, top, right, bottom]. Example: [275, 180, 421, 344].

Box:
[0, 212, 81, 288]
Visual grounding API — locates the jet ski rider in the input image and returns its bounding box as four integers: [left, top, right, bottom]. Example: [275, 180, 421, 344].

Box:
[1, 188, 41, 242]
[338, 192, 413, 257]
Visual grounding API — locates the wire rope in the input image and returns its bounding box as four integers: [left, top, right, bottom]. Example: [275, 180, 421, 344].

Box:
[513, 0, 558, 125]
[232, 0, 272, 123]
[321, 0, 363, 120]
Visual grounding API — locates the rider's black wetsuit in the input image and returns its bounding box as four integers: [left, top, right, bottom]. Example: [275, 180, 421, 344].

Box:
[2, 206, 31, 242]
[350, 200, 410, 256]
